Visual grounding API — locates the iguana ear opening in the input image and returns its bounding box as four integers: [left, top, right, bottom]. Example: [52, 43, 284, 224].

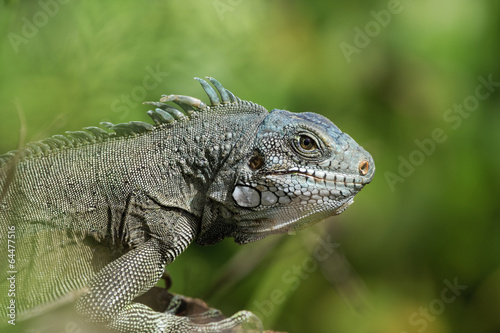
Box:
[248, 149, 264, 170]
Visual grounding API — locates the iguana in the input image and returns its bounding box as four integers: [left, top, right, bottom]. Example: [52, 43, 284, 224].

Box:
[0, 77, 374, 332]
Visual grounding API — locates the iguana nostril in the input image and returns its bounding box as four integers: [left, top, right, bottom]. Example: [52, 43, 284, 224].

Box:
[359, 159, 370, 176]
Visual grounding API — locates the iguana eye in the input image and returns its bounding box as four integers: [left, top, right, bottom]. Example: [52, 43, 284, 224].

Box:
[299, 135, 317, 151]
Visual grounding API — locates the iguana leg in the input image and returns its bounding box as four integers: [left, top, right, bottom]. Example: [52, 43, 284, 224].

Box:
[76, 210, 262, 333]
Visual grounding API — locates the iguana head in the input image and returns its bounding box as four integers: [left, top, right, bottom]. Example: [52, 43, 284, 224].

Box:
[151, 77, 374, 245]
[226, 108, 374, 244]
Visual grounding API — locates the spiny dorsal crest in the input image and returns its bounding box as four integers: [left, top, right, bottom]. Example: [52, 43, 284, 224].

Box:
[0, 77, 250, 166]
[143, 76, 240, 125]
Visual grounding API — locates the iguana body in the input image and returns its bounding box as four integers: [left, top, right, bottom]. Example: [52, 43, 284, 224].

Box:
[0, 78, 374, 332]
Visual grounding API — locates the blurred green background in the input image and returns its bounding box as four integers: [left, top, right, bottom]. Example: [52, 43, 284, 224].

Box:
[1, 0, 499, 332]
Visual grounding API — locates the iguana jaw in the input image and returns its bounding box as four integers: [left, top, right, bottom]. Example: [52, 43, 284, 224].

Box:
[231, 196, 355, 244]
[231, 160, 373, 211]
[229, 154, 374, 244]
[273, 167, 373, 186]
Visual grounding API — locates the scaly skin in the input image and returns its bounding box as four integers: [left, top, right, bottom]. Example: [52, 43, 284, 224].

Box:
[0, 77, 374, 332]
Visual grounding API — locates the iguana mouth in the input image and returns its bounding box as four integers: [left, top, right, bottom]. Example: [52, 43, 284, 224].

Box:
[271, 167, 371, 187]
